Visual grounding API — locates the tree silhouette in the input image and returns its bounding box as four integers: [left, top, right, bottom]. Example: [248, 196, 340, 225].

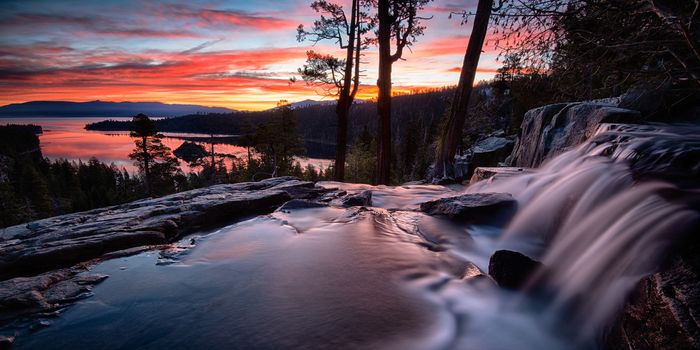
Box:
[254, 102, 306, 177]
[375, 0, 431, 184]
[434, 0, 499, 181]
[297, 0, 371, 181]
[128, 114, 179, 195]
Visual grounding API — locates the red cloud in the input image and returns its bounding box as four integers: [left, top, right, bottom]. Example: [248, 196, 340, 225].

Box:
[0, 46, 315, 110]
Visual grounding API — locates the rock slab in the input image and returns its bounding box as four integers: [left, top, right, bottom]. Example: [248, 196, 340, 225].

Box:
[419, 193, 516, 222]
[0, 177, 319, 280]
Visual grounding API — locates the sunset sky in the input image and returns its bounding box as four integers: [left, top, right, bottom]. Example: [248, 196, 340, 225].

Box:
[0, 0, 501, 110]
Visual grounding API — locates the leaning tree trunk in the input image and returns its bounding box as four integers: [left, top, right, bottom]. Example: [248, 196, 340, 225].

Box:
[333, 0, 359, 182]
[376, 0, 393, 185]
[434, 0, 493, 181]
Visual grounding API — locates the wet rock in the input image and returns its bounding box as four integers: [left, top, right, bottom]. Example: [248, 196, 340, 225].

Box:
[419, 193, 516, 222]
[488, 250, 543, 290]
[507, 102, 641, 167]
[462, 262, 486, 280]
[277, 199, 328, 211]
[0, 268, 108, 320]
[0, 177, 323, 280]
[469, 167, 533, 184]
[317, 189, 347, 203]
[342, 190, 373, 207]
[605, 232, 700, 349]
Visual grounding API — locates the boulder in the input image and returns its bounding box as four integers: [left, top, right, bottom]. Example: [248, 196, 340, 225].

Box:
[471, 136, 515, 167]
[488, 250, 543, 290]
[419, 193, 516, 222]
[507, 102, 641, 168]
[0, 177, 323, 280]
[453, 132, 516, 181]
[342, 190, 373, 207]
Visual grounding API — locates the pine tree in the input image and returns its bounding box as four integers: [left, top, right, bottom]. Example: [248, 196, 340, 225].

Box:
[128, 114, 180, 196]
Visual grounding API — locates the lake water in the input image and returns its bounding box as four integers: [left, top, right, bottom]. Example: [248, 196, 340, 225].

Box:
[0, 117, 333, 173]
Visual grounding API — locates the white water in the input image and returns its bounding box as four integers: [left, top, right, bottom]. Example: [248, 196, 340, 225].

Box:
[8, 123, 699, 349]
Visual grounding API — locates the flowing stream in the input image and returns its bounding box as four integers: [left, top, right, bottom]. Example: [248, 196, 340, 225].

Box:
[9, 124, 700, 349]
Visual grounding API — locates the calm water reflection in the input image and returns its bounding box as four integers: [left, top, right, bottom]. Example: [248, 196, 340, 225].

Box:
[1, 117, 333, 173]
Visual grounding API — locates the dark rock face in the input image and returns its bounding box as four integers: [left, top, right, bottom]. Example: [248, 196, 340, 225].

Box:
[342, 190, 373, 207]
[419, 193, 516, 222]
[507, 102, 641, 168]
[605, 232, 700, 349]
[0, 177, 320, 280]
[488, 250, 543, 290]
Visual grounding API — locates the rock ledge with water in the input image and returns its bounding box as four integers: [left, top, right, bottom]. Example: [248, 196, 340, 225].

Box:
[0, 177, 322, 280]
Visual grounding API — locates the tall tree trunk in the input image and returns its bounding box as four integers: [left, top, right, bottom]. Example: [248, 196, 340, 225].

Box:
[210, 134, 215, 169]
[376, 0, 392, 185]
[333, 0, 359, 182]
[141, 135, 152, 195]
[334, 100, 350, 181]
[434, 0, 493, 180]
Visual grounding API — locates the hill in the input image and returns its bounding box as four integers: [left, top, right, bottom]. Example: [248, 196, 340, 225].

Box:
[86, 88, 457, 145]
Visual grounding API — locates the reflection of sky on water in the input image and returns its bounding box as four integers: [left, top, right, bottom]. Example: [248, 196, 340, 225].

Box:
[2, 117, 332, 173]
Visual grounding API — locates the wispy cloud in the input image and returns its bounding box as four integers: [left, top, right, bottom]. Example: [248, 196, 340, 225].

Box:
[161, 4, 298, 32]
[181, 39, 224, 55]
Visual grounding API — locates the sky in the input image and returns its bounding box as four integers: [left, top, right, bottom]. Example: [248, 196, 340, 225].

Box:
[0, 0, 502, 110]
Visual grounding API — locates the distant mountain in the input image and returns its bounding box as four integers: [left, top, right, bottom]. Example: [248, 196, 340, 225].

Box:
[0, 100, 236, 118]
[286, 99, 336, 110]
[280, 99, 368, 110]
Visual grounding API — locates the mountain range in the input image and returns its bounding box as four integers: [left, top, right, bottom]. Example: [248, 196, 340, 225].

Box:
[0, 100, 236, 118]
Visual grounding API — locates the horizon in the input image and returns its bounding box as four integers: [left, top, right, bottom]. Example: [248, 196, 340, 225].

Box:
[0, 0, 497, 111]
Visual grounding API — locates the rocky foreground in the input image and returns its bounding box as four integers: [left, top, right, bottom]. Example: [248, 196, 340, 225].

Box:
[2, 98, 699, 349]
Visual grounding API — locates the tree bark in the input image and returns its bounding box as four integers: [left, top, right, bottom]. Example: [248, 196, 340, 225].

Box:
[141, 135, 152, 196]
[434, 0, 493, 180]
[376, 0, 393, 185]
[334, 99, 350, 181]
[333, 0, 360, 182]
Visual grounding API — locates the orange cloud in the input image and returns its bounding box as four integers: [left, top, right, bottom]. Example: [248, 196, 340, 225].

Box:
[446, 67, 500, 73]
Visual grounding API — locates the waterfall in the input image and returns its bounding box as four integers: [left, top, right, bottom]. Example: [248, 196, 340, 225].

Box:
[461, 123, 700, 347]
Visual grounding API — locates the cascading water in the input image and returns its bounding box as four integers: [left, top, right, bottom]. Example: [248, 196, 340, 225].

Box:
[459, 123, 700, 348]
[7, 123, 698, 350]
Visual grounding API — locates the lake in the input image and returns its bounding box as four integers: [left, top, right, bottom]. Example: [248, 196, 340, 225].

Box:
[0, 117, 333, 173]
